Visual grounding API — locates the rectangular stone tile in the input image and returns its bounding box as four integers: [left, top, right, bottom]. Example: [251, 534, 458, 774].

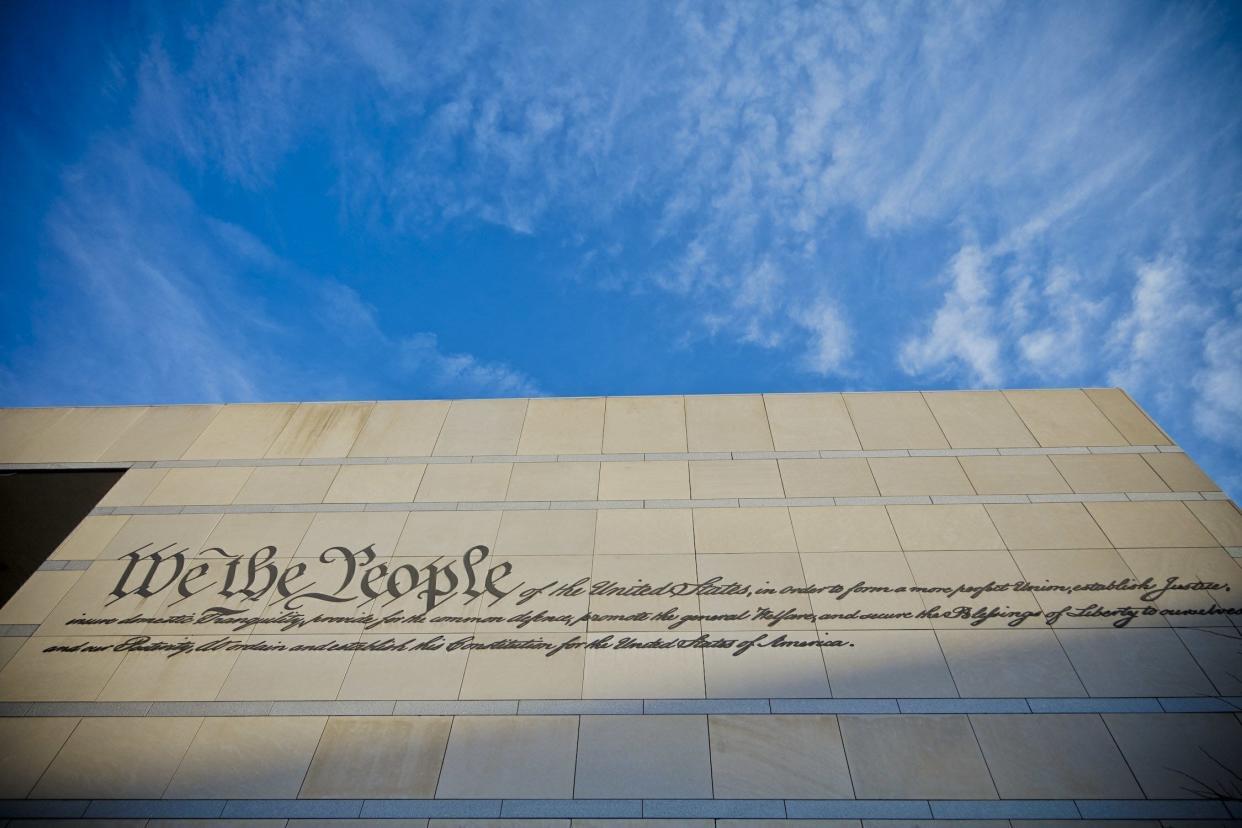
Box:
[778, 458, 876, 498]
[520, 699, 643, 714]
[519, 398, 605, 455]
[971, 713, 1142, 798]
[822, 630, 958, 697]
[1075, 800, 1230, 819]
[594, 509, 694, 556]
[786, 801, 929, 819]
[1115, 547, 1241, 626]
[583, 631, 705, 698]
[0, 635, 127, 702]
[507, 461, 600, 501]
[692, 507, 797, 554]
[709, 714, 852, 798]
[1175, 627, 1242, 694]
[494, 509, 595, 555]
[433, 398, 528, 456]
[764, 392, 860, 451]
[838, 714, 997, 798]
[844, 393, 948, 451]
[417, 463, 513, 502]
[146, 466, 255, 506]
[887, 504, 1003, 551]
[905, 549, 1042, 629]
[1086, 501, 1220, 547]
[436, 715, 578, 798]
[325, 464, 427, 503]
[508, 803, 638, 819]
[33, 716, 201, 798]
[590, 554, 699, 631]
[300, 716, 451, 798]
[1084, 388, 1171, 445]
[598, 461, 689, 501]
[898, 698, 1029, 712]
[603, 396, 687, 454]
[294, 511, 409, 558]
[216, 634, 357, 700]
[1184, 500, 1242, 547]
[1104, 712, 1242, 799]
[339, 634, 470, 700]
[985, 502, 1109, 549]
[99, 468, 170, 506]
[1050, 454, 1169, 494]
[642, 801, 785, 819]
[165, 715, 326, 798]
[48, 514, 130, 561]
[0, 717, 79, 797]
[10, 406, 147, 462]
[1005, 389, 1128, 447]
[98, 637, 241, 701]
[1057, 628, 1216, 696]
[923, 391, 1038, 449]
[0, 571, 82, 625]
[0, 407, 68, 460]
[789, 506, 900, 552]
[958, 455, 1072, 495]
[801, 551, 926, 630]
[349, 400, 451, 457]
[684, 395, 773, 453]
[459, 631, 586, 699]
[1009, 547, 1160, 628]
[183, 404, 298, 460]
[575, 715, 711, 798]
[772, 698, 898, 713]
[704, 631, 831, 697]
[868, 457, 973, 496]
[937, 629, 1086, 697]
[397, 510, 502, 557]
[363, 802, 501, 818]
[1142, 452, 1219, 492]
[101, 405, 222, 461]
[689, 460, 784, 499]
[234, 465, 339, 505]
[265, 403, 372, 459]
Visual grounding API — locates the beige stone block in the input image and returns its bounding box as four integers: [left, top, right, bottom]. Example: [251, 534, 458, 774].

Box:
[869, 457, 973, 496]
[1116, 547, 1242, 625]
[1004, 390, 1127, 447]
[338, 634, 470, 699]
[98, 638, 242, 701]
[696, 554, 814, 630]
[1057, 628, 1215, 696]
[100, 404, 221, 461]
[844, 393, 948, 450]
[790, 506, 900, 553]
[145, 466, 255, 506]
[350, 400, 451, 457]
[590, 554, 700, 631]
[264, 403, 372, 459]
[1185, 500, 1242, 547]
[433, 398, 528, 456]
[518, 397, 605, 455]
[33, 559, 158, 637]
[583, 631, 705, 698]
[201, 512, 313, 558]
[1009, 548, 1160, 629]
[216, 634, 357, 700]
[301, 716, 451, 798]
[233, 465, 339, 505]
[690, 459, 784, 499]
[0, 571, 82, 624]
[923, 391, 1038, 448]
[415, 462, 512, 502]
[397, 511, 502, 557]
[710, 715, 852, 798]
[183, 403, 298, 460]
[888, 505, 1003, 551]
[958, 456, 1071, 495]
[986, 503, 1110, 549]
[33, 716, 201, 799]
[1051, 454, 1169, 493]
[506, 461, 599, 501]
[0, 718, 78, 797]
[0, 407, 67, 460]
[459, 632, 586, 699]
[594, 509, 694, 556]
[166, 716, 326, 798]
[1175, 628, 1242, 695]
[1104, 713, 1242, 798]
[839, 715, 996, 798]
[294, 511, 409, 559]
[0, 637, 22, 671]
[693, 507, 797, 554]
[437, 716, 578, 798]
[905, 550, 1042, 629]
[12, 406, 147, 462]
[938, 629, 1086, 696]
[685, 395, 773, 452]
[778, 459, 877, 498]
[801, 551, 926, 630]
[474, 554, 591, 633]
[98, 468, 169, 506]
[495, 510, 595, 556]
[598, 460, 689, 500]
[325, 464, 426, 503]
[49, 514, 130, 561]
[1143, 452, 1219, 491]
[1086, 501, 1219, 548]
[602, 396, 687, 453]
[703, 631, 831, 697]
[575, 715, 711, 798]
[971, 714, 1142, 798]
[0, 636, 126, 701]
[763, 393, 860, 451]
[822, 630, 958, 697]
[1084, 388, 1171, 445]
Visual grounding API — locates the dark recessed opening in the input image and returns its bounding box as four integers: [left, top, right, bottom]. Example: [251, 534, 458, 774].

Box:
[0, 469, 125, 607]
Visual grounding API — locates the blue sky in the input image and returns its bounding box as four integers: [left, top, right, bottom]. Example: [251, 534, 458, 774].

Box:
[1, 1, 1239, 492]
